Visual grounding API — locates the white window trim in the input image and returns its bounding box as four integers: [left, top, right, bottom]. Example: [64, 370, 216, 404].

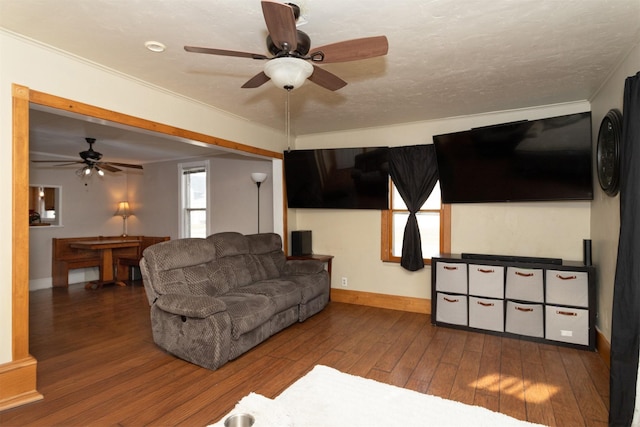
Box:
[178, 160, 210, 238]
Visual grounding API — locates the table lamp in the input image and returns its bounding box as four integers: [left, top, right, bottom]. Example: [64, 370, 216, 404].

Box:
[114, 201, 132, 237]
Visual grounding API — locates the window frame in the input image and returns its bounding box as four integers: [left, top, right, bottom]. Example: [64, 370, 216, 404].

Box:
[178, 160, 210, 238]
[381, 180, 451, 265]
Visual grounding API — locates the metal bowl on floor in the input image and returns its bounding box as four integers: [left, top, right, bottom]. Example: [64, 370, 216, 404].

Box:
[224, 413, 255, 427]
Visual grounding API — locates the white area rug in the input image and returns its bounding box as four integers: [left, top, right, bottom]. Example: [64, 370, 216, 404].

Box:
[210, 365, 544, 427]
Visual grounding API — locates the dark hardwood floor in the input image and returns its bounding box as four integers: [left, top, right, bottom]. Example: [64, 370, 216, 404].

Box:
[1, 282, 610, 426]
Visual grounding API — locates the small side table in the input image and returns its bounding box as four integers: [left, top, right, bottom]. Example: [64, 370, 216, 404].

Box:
[287, 254, 334, 284]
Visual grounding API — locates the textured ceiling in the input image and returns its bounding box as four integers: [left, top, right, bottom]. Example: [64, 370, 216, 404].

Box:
[2, 0, 640, 163]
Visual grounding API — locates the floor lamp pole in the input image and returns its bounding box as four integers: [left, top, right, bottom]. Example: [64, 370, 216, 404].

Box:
[251, 173, 267, 234]
[256, 182, 261, 233]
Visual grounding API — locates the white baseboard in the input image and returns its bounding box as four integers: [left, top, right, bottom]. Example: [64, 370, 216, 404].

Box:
[28, 278, 51, 291]
[29, 268, 99, 291]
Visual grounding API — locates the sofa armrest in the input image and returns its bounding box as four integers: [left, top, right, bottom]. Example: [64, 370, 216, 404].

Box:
[283, 259, 325, 275]
[155, 294, 227, 318]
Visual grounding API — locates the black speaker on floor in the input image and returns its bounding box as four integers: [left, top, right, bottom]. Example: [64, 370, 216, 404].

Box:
[583, 239, 592, 266]
[291, 230, 312, 256]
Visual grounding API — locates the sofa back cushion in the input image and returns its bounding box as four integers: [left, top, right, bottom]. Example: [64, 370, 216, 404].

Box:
[142, 238, 220, 299]
[142, 233, 289, 302]
[207, 232, 286, 289]
[247, 233, 286, 279]
[207, 232, 253, 289]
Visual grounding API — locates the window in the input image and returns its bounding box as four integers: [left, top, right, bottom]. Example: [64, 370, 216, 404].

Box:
[179, 161, 209, 238]
[381, 180, 450, 265]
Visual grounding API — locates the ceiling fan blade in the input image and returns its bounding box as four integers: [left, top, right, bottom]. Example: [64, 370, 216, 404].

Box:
[103, 162, 143, 170]
[261, 1, 297, 53]
[308, 65, 347, 91]
[97, 163, 122, 173]
[184, 46, 268, 60]
[242, 71, 271, 88]
[310, 36, 389, 63]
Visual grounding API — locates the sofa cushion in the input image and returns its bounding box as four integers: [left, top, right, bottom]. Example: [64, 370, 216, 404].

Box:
[208, 232, 259, 289]
[247, 233, 287, 281]
[247, 233, 282, 254]
[282, 272, 330, 303]
[211, 256, 254, 289]
[233, 279, 302, 313]
[284, 259, 325, 275]
[209, 232, 250, 257]
[143, 238, 215, 271]
[218, 293, 275, 339]
[142, 238, 217, 298]
[155, 293, 227, 318]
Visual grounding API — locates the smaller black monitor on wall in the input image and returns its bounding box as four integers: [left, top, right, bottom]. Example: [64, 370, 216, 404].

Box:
[284, 147, 389, 210]
[433, 112, 593, 203]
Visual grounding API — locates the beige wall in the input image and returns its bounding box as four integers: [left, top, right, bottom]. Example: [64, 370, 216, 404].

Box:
[589, 40, 640, 342]
[295, 102, 592, 300]
[452, 201, 590, 259]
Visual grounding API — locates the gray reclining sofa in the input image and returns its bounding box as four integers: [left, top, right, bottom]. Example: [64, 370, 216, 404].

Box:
[140, 232, 330, 370]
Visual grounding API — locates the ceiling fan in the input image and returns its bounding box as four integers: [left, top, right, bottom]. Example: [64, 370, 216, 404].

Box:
[184, 1, 389, 91]
[32, 138, 143, 176]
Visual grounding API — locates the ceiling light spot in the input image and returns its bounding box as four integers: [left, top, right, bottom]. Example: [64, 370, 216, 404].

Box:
[145, 41, 166, 53]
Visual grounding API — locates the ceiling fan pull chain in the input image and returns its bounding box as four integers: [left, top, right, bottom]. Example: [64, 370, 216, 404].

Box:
[286, 88, 291, 152]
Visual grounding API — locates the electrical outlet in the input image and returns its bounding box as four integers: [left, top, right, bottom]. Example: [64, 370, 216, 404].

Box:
[341, 277, 348, 287]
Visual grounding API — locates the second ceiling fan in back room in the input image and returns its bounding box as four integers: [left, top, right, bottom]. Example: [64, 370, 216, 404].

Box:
[184, 0, 389, 92]
[32, 137, 143, 177]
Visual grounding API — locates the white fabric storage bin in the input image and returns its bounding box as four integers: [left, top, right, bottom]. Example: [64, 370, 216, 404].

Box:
[545, 305, 589, 346]
[469, 296, 504, 332]
[505, 267, 544, 302]
[505, 301, 543, 338]
[436, 292, 467, 326]
[435, 262, 467, 294]
[546, 270, 589, 307]
[469, 264, 504, 298]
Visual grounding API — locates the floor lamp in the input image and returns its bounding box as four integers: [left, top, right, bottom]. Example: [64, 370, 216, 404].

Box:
[251, 173, 267, 233]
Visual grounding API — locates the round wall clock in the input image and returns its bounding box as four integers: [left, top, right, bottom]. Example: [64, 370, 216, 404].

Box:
[597, 109, 623, 196]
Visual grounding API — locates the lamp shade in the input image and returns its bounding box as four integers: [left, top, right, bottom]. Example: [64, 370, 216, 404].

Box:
[251, 172, 268, 184]
[114, 201, 131, 217]
[264, 57, 313, 90]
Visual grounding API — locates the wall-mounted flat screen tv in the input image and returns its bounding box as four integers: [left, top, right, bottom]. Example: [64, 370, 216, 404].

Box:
[284, 147, 389, 209]
[433, 112, 593, 203]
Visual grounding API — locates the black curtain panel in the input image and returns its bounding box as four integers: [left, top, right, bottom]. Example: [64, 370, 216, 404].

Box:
[610, 71, 640, 427]
[388, 144, 439, 271]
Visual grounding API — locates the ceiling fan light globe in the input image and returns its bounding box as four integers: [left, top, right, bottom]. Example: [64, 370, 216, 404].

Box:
[84, 167, 92, 176]
[264, 57, 313, 90]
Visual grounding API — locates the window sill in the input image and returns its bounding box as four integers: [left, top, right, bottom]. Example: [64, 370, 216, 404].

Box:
[381, 257, 433, 266]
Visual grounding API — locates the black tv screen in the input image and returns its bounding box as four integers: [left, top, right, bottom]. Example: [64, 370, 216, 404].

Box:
[284, 147, 389, 209]
[433, 112, 593, 203]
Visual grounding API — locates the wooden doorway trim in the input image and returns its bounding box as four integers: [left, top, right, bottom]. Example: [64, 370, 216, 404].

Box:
[4, 84, 287, 410]
[1, 84, 42, 411]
